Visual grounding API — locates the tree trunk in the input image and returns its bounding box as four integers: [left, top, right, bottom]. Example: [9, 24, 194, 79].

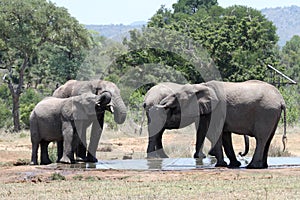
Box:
[7, 82, 21, 132]
[12, 94, 21, 132]
[6, 56, 28, 132]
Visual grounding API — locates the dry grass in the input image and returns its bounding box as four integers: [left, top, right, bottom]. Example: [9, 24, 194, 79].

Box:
[0, 125, 300, 199]
[0, 169, 300, 199]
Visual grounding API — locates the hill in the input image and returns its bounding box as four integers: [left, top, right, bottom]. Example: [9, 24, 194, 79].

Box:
[85, 22, 145, 42]
[262, 5, 300, 47]
[86, 6, 300, 47]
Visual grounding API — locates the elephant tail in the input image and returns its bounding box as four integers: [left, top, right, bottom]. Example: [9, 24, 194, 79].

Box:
[29, 111, 39, 143]
[239, 135, 249, 157]
[282, 104, 287, 152]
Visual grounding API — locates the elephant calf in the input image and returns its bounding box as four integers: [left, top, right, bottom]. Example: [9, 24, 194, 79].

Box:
[29, 92, 111, 165]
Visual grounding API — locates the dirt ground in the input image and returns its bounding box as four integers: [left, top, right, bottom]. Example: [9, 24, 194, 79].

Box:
[0, 125, 300, 199]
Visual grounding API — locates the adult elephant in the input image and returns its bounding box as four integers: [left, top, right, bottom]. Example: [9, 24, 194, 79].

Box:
[30, 93, 111, 165]
[144, 80, 286, 169]
[53, 79, 127, 162]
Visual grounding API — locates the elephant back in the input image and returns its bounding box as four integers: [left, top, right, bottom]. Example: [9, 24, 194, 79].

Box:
[144, 82, 183, 110]
[53, 80, 77, 98]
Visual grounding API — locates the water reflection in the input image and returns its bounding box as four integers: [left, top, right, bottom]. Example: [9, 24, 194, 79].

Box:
[46, 157, 300, 171]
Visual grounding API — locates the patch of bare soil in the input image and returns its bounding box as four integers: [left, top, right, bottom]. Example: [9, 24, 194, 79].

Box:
[0, 126, 299, 184]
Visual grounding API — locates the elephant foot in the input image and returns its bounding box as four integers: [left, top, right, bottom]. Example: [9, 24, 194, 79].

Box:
[246, 161, 268, 169]
[215, 160, 228, 167]
[30, 161, 37, 165]
[193, 152, 206, 159]
[76, 156, 86, 162]
[156, 149, 169, 158]
[147, 150, 169, 159]
[40, 159, 52, 165]
[228, 160, 241, 168]
[147, 151, 160, 159]
[84, 153, 98, 163]
[59, 156, 73, 164]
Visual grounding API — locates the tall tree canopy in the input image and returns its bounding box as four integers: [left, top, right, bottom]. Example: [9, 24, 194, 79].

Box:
[0, 0, 91, 131]
[173, 0, 218, 14]
[281, 35, 300, 84]
[147, 4, 279, 82]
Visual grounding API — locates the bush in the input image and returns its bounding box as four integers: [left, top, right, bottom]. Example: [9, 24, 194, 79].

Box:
[0, 99, 12, 128]
[280, 86, 300, 126]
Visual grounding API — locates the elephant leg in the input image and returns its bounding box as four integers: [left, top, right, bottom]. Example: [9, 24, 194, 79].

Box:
[222, 132, 241, 168]
[74, 120, 87, 161]
[60, 121, 75, 164]
[155, 130, 168, 158]
[40, 140, 52, 165]
[146, 135, 156, 158]
[247, 124, 277, 169]
[247, 137, 266, 169]
[86, 120, 103, 163]
[209, 137, 228, 167]
[147, 128, 166, 158]
[56, 140, 63, 162]
[194, 115, 210, 159]
[30, 141, 39, 165]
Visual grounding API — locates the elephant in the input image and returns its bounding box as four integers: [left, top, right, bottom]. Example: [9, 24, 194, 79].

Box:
[142, 82, 249, 159]
[143, 80, 286, 169]
[30, 92, 111, 165]
[53, 79, 127, 162]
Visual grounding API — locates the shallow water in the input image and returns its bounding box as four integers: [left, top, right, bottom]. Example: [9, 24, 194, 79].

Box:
[44, 157, 300, 171]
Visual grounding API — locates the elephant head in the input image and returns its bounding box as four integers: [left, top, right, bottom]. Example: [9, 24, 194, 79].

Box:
[69, 93, 107, 120]
[53, 80, 127, 124]
[91, 80, 127, 124]
[158, 83, 219, 117]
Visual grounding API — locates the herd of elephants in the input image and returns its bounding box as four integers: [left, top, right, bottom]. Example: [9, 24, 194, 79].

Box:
[29, 79, 287, 169]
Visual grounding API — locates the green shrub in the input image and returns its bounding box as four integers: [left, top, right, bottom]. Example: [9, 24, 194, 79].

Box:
[0, 99, 11, 128]
[50, 172, 66, 181]
[48, 143, 58, 163]
[280, 86, 300, 126]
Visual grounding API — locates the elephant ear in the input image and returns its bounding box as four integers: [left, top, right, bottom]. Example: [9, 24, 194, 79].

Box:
[159, 94, 178, 109]
[71, 93, 97, 120]
[194, 84, 219, 114]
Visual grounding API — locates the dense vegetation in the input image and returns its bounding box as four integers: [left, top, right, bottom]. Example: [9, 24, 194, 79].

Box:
[0, 0, 299, 132]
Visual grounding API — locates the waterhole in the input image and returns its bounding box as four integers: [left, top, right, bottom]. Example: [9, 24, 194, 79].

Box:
[41, 157, 300, 171]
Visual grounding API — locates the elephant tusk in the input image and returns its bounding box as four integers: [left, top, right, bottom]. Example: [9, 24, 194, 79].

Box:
[110, 106, 114, 113]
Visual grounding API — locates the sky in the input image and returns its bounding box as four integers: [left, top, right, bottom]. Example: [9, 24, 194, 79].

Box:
[50, 0, 300, 25]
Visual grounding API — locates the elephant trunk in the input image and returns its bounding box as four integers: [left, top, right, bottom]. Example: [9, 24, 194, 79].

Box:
[112, 95, 127, 124]
[96, 91, 112, 107]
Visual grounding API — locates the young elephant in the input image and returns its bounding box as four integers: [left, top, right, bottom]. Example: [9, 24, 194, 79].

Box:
[144, 80, 286, 169]
[53, 79, 127, 162]
[30, 92, 111, 165]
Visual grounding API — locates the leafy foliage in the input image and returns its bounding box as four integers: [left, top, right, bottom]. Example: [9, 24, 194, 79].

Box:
[0, 0, 91, 131]
[0, 0, 299, 130]
[280, 35, 300, 124]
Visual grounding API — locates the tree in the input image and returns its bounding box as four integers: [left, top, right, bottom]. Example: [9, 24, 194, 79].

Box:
[281, 35, 300, 83]
[0, 0, 91, 131]
[280, 35, 300, 124]
[148, 4, 280, 82]
[173, 0, 218, 14]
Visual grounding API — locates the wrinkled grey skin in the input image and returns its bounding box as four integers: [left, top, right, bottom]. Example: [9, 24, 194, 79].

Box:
[53, 80, 127, 162]
[30, 93, 111, 165]
[144, 80, 286, 169]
